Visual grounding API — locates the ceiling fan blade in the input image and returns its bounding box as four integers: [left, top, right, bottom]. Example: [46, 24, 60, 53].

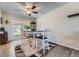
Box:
[32, 11, 38, 14]
[31, 6, 36, 10]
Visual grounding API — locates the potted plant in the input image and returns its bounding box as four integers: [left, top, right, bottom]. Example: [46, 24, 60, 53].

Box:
[23, 25, 31, 31]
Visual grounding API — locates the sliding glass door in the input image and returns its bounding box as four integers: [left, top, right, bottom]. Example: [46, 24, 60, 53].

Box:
[12, 23, 30, 40]
[13, 24, 22, 40]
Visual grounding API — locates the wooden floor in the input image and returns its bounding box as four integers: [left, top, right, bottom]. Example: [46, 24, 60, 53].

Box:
[0, 39, 79, 57]
[45, 45, 79, 57]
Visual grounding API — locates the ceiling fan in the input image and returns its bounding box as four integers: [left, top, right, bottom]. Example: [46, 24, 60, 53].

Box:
[18, 2, 39, 16]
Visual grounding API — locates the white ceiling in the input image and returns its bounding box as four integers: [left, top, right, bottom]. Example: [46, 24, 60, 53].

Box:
[0, 2, 67, 19]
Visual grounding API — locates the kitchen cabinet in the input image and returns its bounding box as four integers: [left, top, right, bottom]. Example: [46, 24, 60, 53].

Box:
[0, 32, 8, 45]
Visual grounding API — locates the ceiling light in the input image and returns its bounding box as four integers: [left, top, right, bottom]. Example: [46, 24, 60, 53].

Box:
[18, 2, 39, 16]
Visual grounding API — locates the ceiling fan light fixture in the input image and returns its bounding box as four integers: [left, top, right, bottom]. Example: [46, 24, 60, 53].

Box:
[29, 14, 31, 16]
[18, 2, 39, 16]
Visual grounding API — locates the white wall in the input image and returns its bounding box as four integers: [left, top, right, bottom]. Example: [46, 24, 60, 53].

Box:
[0, 11, 2, 27]
[37, 3, 79, 50]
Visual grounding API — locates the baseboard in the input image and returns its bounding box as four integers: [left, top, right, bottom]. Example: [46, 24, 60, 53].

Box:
[48, 41, 57, 45]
